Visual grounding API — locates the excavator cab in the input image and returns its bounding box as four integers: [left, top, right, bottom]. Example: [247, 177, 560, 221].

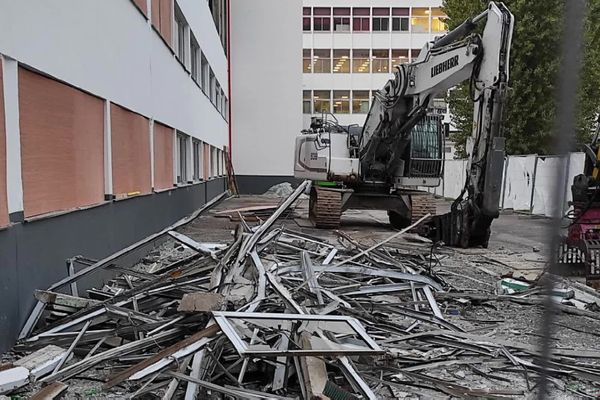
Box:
[400, 114, 444, 187]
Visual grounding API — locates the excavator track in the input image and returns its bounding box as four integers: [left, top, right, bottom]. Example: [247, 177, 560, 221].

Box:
[309, 186, 342, 229]
[411, 194, 436, 233]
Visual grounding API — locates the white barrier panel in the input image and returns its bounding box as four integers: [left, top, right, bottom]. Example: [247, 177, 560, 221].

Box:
[443, 160, 467, 199]
[501, 155, 537, 211]
[416, 152, 585, 216]
[531, 156, 565, 217]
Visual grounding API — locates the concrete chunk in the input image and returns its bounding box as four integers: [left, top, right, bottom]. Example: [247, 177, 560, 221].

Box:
[15, 345, 69, 380]
[177, 293, 225, 313]
[0, 366, 29, 394]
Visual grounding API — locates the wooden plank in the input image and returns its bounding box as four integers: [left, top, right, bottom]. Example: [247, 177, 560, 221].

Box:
[103, 324, 220, 389]
[30, 381, 68, 400]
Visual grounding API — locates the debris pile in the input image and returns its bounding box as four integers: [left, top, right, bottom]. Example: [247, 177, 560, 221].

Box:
[2, 182, 600, 398]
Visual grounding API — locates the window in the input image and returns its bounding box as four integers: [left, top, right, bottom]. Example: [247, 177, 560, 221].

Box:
[392, 8, 409, 31]
[333, 50, 350, 73]
[333, 8, 350, 31]
[352, 91, 370, 114]
[201, 53, 209, 93]
[193, 140, 201, 181]
[313, 49, 331, 73]
[411, 49, 421, 61]
[216, 83, 222, 112]
[208, 0, 227, 52]
[392, 49, 409, 67]
[303, 49, 312, 73]
[210, 147, 217, 178]
[372, 49, 389, 73]
[411, 8, 430, 33]
[203, 143, 210, 179]
[333, 91, 350, 114]
[313, 90, 331, 114]
[221, 90, 226, 117]
[303, 90, 312, 114]
[303, 7, 311, 31]
[431, 8, 447, 33]
[313, 7, 331, 31]
[209, 69, 216, 104]
[352, 49, 370, 73]
[177, 132, 188, 184]
[191, 35, 200, 83]
[372, 8, 389, 31]
[353, 8, 370, 32]
[175, 4, 187, 64]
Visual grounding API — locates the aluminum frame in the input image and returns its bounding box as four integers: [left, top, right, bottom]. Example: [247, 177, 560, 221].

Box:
[212, 311, 383, 356]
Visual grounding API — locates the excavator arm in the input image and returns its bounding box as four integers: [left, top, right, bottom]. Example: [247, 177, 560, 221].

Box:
[359, 2, 514, 247]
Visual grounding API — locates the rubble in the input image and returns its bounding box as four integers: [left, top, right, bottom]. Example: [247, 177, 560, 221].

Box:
[2, 183, 600, 399]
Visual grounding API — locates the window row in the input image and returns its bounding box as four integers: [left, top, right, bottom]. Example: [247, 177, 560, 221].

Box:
[303, 89, 449, 117]
[303, 49, 420, 74]
[132, 0, 228, 120]
[208, 0, 228, 54]
[174, 2, 229, 120]
[303, 90, 374, 115]
[3, 65, 226, 221]
[176, 131, 225, 185]
[303, 7, 446, 34]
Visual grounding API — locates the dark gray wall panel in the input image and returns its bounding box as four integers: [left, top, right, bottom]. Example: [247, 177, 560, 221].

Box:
[206, 178, 225, 200]
[0, 227, 19, 351]
[0, 179, 225, 352]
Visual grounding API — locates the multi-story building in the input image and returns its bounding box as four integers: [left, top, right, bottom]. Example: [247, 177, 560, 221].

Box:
[0, 0, 232, 350]
[0, 0, 305, 352]
[301, 0, 457, 158]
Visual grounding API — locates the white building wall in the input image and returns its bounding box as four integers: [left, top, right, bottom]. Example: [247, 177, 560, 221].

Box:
[0, 0, 228, 148]
[230, 0, 303, 177]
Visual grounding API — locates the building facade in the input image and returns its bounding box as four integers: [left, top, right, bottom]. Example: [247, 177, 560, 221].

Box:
[301, 0, 457, 158]
[0, 0, 230, 350]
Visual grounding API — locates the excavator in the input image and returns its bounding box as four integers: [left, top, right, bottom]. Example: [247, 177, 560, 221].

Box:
[294, 2, 514, 248]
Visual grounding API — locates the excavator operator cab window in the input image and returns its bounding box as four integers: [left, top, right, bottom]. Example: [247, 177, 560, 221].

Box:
[406, 115, 443, 178]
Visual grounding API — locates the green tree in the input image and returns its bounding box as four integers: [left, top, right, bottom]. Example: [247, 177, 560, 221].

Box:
[443, 0, 600, 157]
